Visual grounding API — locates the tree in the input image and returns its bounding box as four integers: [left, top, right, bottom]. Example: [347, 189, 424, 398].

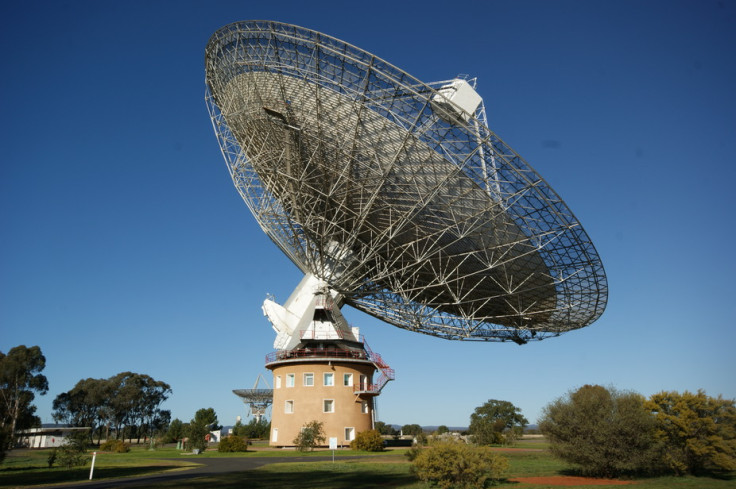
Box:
[186, 421, 209, 452]
[646, 389, 736, 475]
[193, 407, 220, 430]
[232, 418, 270, 439]
[52, 377, 110, 443]
[136, 376, 172, 442]
[149, 409, 171, 440]
[163, 418, 185, 443]
[53, 372, 171, 443]
[436, 425, 450, 435]
[411, 440, 508, 489]
[187, 408, 219, 452]
[0, 345, 48, 448]
[539, 385, 659, 477]
[293, 420, 325, 451]
[401, 424, 424, 436]
[469, 399, 528, 446]
[375, 421, 397, 436]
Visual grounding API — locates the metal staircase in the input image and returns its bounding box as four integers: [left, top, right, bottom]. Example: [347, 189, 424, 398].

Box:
[359, 336, 395, 394]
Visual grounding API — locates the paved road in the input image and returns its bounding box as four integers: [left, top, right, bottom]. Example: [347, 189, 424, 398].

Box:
[37, 455, 349, 489]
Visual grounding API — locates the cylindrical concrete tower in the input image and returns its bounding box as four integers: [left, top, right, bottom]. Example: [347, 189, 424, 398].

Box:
[267, 342, 381, 447]
[262, 274, 393, 447]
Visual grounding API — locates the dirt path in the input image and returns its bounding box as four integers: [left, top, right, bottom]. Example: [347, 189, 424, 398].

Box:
[510, 475, 636, 486]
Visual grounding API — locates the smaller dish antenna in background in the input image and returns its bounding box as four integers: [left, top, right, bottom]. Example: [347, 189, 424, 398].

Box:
[232, 374, 273, 423]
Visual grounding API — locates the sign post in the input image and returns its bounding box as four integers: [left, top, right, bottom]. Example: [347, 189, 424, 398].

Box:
[328, 437, 338, 463]
[89, 451, 97, 480]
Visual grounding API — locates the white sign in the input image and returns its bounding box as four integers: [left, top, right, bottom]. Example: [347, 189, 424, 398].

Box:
[329, 437, 338, 450]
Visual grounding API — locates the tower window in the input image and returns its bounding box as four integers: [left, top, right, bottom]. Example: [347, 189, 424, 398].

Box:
[323, 372, 334, 386]
[343, 373, 353, 386]
[344, 427, 355, 441]
[285, 400, 294, 414]
[286, 373, 295, 387]
[323, 399, 334, 413]
[303, 373, 314, 386]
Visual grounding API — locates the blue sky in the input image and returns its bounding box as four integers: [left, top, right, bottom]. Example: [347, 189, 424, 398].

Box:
[1, 0, 734, 429]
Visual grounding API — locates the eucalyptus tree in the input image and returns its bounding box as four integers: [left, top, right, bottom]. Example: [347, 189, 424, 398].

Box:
[52, 377, 110, 443]
[0, 345, 48, 447]
[53, 371, 171, 443]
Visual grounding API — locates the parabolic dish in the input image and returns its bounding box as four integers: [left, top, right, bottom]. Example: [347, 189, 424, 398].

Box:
[205, 20, 608, 343]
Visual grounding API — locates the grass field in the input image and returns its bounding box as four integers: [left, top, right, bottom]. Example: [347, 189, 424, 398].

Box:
[1, 443, 734, 488]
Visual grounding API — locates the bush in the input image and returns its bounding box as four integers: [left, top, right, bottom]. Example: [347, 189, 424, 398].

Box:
[47, 449, 57, 468]
[405, 445, 422, 462]
[0, 427, 9, 465]
[293, 420, 325, 451]
[646, 390, 736, 475]
[55, 431, 88, 468]
[540, 385, 659, 477]
[99, 439, 130, 453]
[218, 436, 248, 452]
[411, 440, 508, 489]
[350, 430, 384, 452]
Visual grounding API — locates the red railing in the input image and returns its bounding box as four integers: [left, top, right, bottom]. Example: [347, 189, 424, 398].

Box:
[359, 336, 395, 393]
[264, 334, 395, 394]
[357, 367, 395, 394]
[265, 348, 368, 364]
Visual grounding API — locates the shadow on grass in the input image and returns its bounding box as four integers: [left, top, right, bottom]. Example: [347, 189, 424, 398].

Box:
[0, 464, 192, 487]
[557, 466, 736, 484]
[147, 467, 419, 489]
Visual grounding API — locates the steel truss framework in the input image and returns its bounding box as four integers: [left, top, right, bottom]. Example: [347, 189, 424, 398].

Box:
[205, 20, 608, 343]
[233, 389, 273, 422]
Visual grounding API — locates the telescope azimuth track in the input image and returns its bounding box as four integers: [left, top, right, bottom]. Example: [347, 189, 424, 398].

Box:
[205, 20, 607, 344]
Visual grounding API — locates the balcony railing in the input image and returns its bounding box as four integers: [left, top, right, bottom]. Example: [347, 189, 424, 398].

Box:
[265, 347, 368, 364]
[265, 334, 395, 394]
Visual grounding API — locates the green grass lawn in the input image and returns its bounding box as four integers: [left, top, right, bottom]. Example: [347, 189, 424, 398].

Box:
[1, 444, 734, 488]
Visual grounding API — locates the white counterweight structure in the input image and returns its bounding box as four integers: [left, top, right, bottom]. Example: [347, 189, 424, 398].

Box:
[263, 275, 393, 447]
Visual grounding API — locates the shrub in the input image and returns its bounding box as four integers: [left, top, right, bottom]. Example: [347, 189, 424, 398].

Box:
[540, 385, 659, 477]
[646, 390, 736, 475]
[218, 436, 248, 452]
[350, 429, 384, 452]
[47, 449, 57, 468]
[411, 440, 508, 489]
[0, 427, 9, 465]
[293, 420, 325, 451]
[56, 431, 88, 468]
[99, 439, 130, 453]
[405, 445, 422, 461]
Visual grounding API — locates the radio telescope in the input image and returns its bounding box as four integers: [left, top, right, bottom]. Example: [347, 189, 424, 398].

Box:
[233, 374, 272, 423]
[205, 20, 607, 346]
